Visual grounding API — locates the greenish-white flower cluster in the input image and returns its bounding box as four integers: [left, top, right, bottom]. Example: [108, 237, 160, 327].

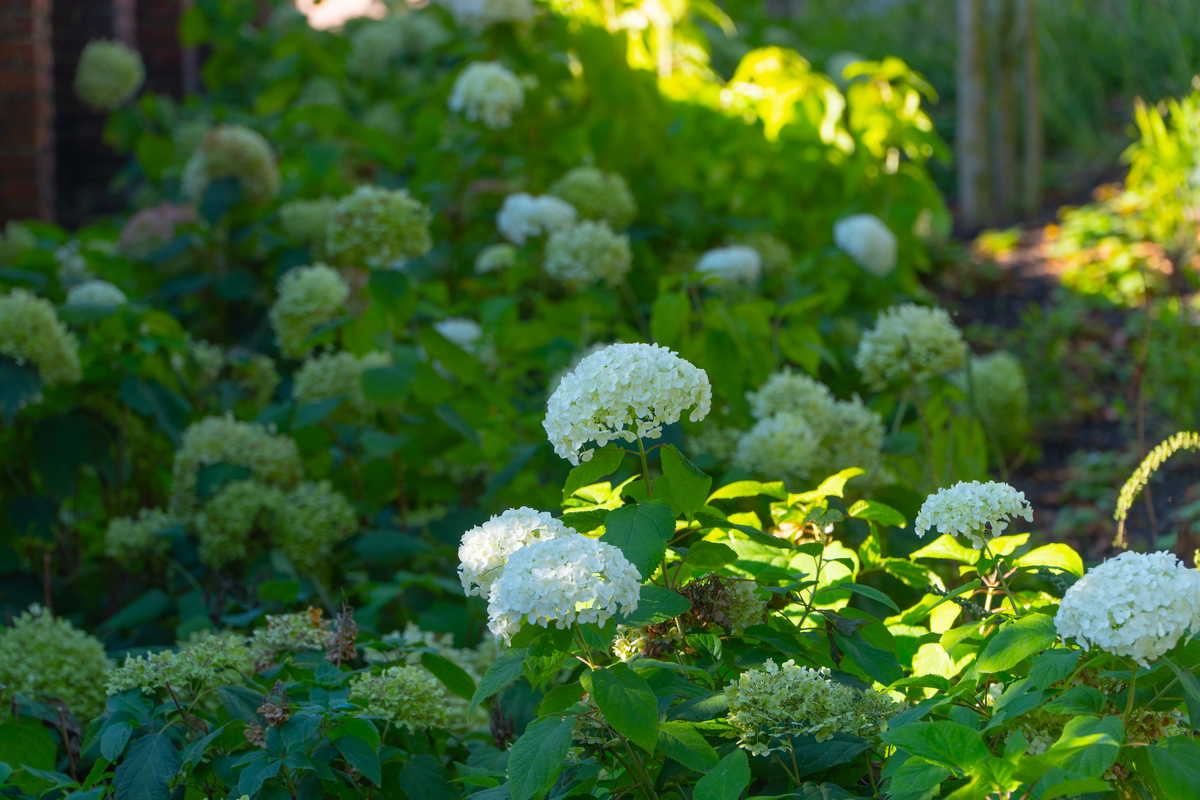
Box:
[544, 221, 632, 287]
[734, 412, 818, 484]
[249, 609, 335, 666]
[475, 243, 517, 274]
[440, 0, 537, 27]
[170, 416, 303, 516]
[497, 193, 577, 245]
[725, 659, 900, 755]
[293, 350, 390, 417]
[834, 214, 896, 277]
[914, 480, 1032, 548]
[544, 342, 712, 464]
[74, 40, 145, 110]
[0, 606, 111, 719]
[104, 508, 177, 567]
[66, 279, 126, 307]
[0, 221, 36, 266]
[269, 264, 350, 358]
[449, 61, 524, 130]
[854, 303, 966, 389]
[348, 14, 448, 75]
[549, 167, 637, 228]
[695, 245, 761, 287]
[193, 479, 283, 567]
[1055, 550, 1200, 666]
[279, 198, 336, 253]
[458, 507, 576, 598]
[182, 125, 280, 205]
[326, 186, 433, 269]
[955, 351, 1029, 455]
[272, 481, 358, 572]
[0, 289, 82, 386]
[350, 666, 451, 730]
[106, 630, 254, 697]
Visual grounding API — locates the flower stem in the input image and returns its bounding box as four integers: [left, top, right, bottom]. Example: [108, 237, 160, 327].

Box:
[636, 435, 653, 497]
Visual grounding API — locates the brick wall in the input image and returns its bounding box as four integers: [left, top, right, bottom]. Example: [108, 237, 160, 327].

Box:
[0, 0, 55, 222]
[1, 0, 195, 226]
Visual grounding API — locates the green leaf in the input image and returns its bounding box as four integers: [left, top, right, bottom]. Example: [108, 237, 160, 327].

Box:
[100, 722, 133, 761]
[883, 721, 990, 772]
[1144, 736, 1200, 797]
[0, 721, 55, 773]
[600, 501, 675, 579]
[650, 291, 689, 347]
[421, 651, 476, 701]
[658, 445, 712, 519]
[114, 734, 180, 800]
[236, 752, 281, 797]
[331, 717, 381, 751]
[1040, 716, 1123, 779]
[847, 499, 907, 527]
[0, 357, 41, 421]
[361, 364, 415, 406]
[976, 613, 1056, 674]
[820, 581, 899, 612]
[909, 534, 978, 563]
[684, 541, 738, 570]
[588, 664, 659, 753]
[833, 630, 903, 684]
[693, 749, 749, 800]
[399, 753, 455, 800]
[1042, 686, 1104, 716]
[884, 756, 950, 800]
[1027, 649, 1079, 690]
[1163, 657, 1200, 729]
[292, 397, 342, 429]
[507, 716, 576, 800]
[562, 444, 626, 499]
[657, 721, 719, 772]
[335, 734, 380, 787]
[194, 462, 252, 502]
[199, 176, 242, 224]
[470, 647, 528, 709]
[617, 585, 691, 627]
[1013, 543, 1083, 577]
[707, 480, 787, 501]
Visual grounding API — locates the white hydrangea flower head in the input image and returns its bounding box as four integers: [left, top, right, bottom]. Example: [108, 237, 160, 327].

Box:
[435, 318, 483, 351]
[326, 185, 432, 269]
[543, 342, 712, 464]
[914, 480, 1033, 548]
[182, 125, 279, 205]
[347, 14, 448, 77]
[544, 221, 632, 287]
[448, 61, 524, 130]
[695, 245, 762, 287]
[0, 289, 81, 386]
[269, 264, 350, 359]
[74, 40, 144, 110]
[834, 214, 896, 277]
[746, 370, 836, 424]
[67, 280, 126, 307]
[854, 303, 967, 389]
[293, 350, 390, 417]
[549, 167, 636, 228]
[496, 193, 577, 245]
[1055, 551, 1200, 666]
[458, 507, 576, 598]
[485, 535, 641, 642]
[475, 243, 517, 274]
[733, 412, 819, 486]
[814, 398, 884, 478]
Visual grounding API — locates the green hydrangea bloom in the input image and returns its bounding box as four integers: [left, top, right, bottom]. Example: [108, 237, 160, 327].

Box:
[0, 606, 111, 720]
[249, 609, 335, 666]
[293, 350, 390, 418]
[326, 186, 432, 269]
[0, 289, 82, 386]
[725, 659, 900, 755]
[269, 264, 350, 359]
[182, 125, 280, 206]
[170, 416, 302, 517]
[74, 40, 145, 110]
[193, 479, 284, 568]
[279, 198, 336, 253]
[0, 222, 36, 266]
[746, 370, 836, 424]
[350, 666, 451, 731]
[954, 351, 1030, 457]
[106, 630, 253, 697]
[385, 625, 499, 732]
[549, 167, 637, 229]
[273, 481, 358, 573]
[543, 221, 631, 287]
[812, 398, 885, 480]
[105, 508, 177, 567]
[854, 304, 966, 389]
[474, 243, 517, 274]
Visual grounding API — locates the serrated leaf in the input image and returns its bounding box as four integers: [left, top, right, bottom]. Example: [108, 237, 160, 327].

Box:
[600, 501, 675, 579]
[114, 734, 180, 800]
[658, 445, 711, 519]
[848, 499, 907, 527]
[976, 613, 1056, 674]
[588, 664, 658, 753]
[657, 721, 718, 772]
[707, 480, 788, 501]
[334, 735, 380, 787]
[562, 444, 626, 499]
[421, 651, 476, 700]
[884, 721, 989, 772]
[909, 534, 978, 563]
[507, 716, 575, 800]
[693, 749, 749, 800]
[100, 722, 132, 762]
[470, 647, 527, 709]
[617, 585, 691, 627]
[1014, 543, 1083, 577]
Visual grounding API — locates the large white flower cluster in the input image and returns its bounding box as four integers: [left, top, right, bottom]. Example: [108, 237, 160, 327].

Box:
[1055, 551, 1200, 666]
[544, 221, 632, 287]
[914, 480, 1033, 548]
[746, 370, 836, 427]
[549, 167, 637, 228]
[543, 342, 712, 464]
[733, 412, 819, 485]
[182, 125, 279, 205]
[326, 185, 432, 269]
[74, 40, 144, 111]
[486, 535, 641, 642]
[66, 280, 126, 307]
[833, 214, 897, 277]
[449, 62, 524, 130]
[457, 507, 575, 598]
[496, 193, 577, 245]
[854, 303, 966, 389]
[695, 246, 762, 287]
[269, 264, 350, 358]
